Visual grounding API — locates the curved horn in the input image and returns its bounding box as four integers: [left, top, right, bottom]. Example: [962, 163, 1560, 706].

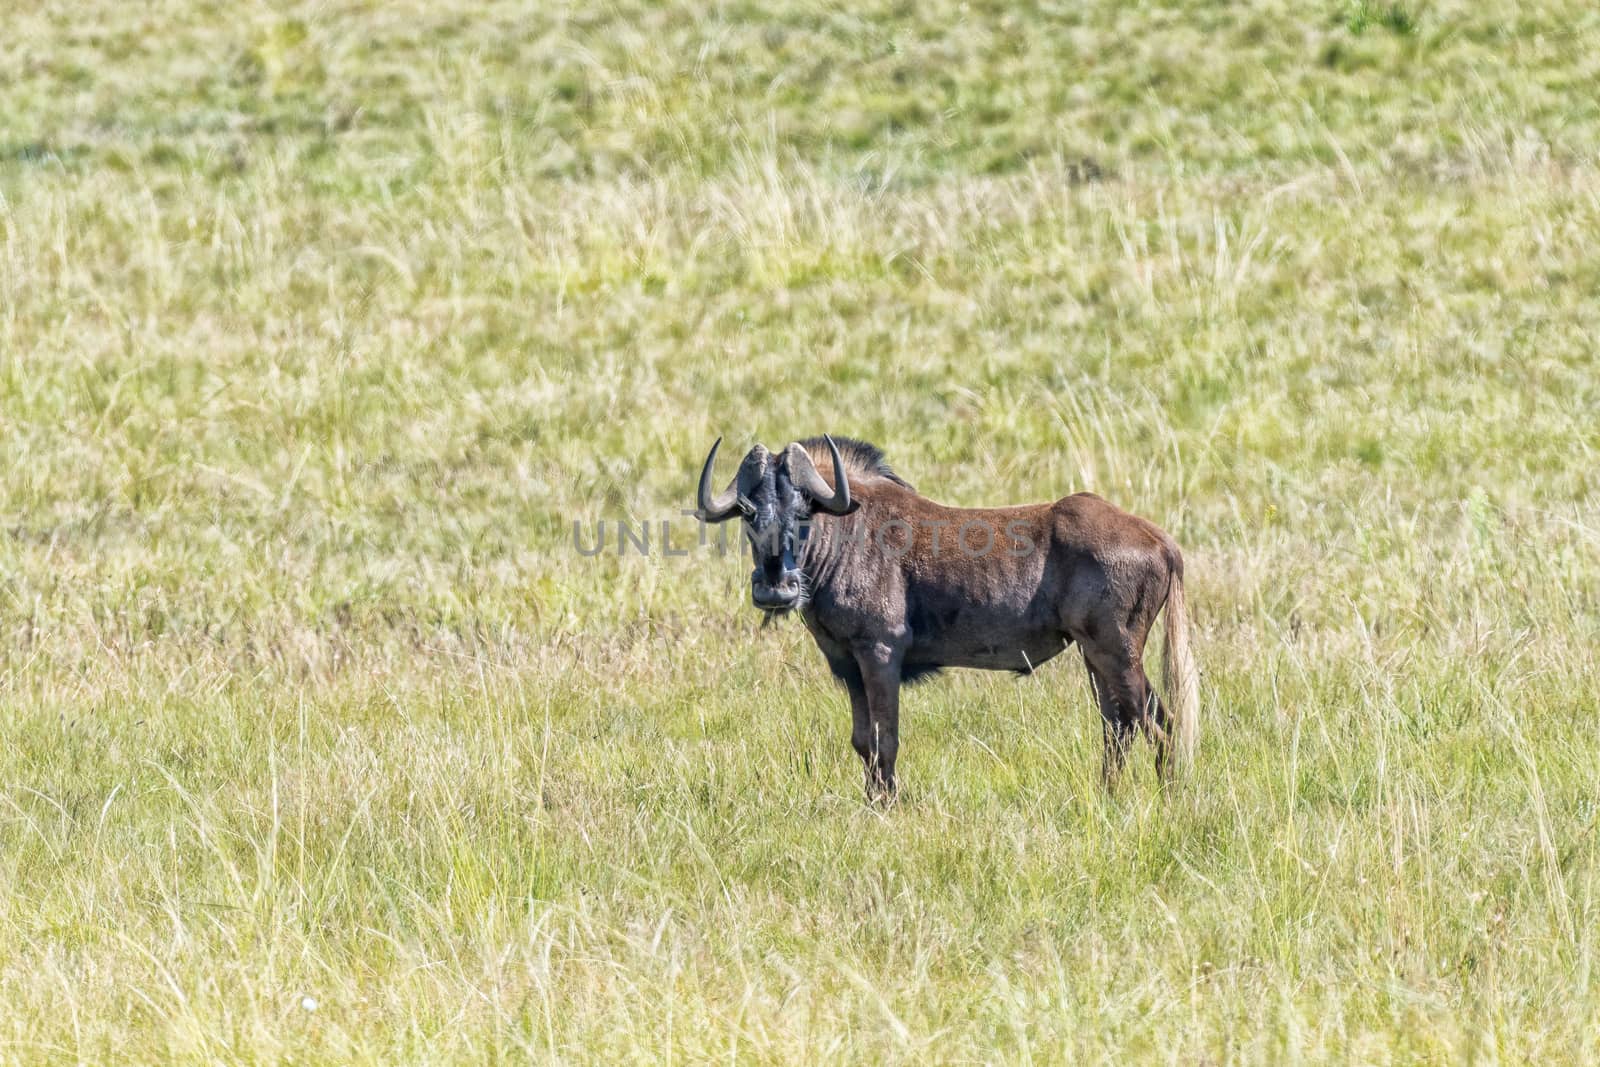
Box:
[786, 435, 852, 515]
[696, 437, 744, 523]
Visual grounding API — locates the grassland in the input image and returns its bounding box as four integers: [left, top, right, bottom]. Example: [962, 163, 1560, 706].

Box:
[2, 0, 1599, 1061]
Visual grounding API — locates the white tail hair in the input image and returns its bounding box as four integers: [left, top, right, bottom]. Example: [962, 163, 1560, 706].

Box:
[1161, 570, 1199, 771]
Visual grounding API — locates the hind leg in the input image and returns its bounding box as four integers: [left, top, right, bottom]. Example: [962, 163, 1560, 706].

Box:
[1083, 653, 1135, 788]
[1147, 688, 1174, 780]
[1082, 635, 1172, 784]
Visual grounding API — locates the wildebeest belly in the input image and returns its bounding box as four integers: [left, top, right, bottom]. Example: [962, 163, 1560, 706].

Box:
[902, 591, 1070, 676]
[904, 632, 1072, 676]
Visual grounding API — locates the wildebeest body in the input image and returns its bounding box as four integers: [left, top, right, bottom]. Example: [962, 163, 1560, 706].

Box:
[697, 435, 1198, 798]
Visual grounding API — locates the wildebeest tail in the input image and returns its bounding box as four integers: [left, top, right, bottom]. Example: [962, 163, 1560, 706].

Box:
[1161, 566, 1199, 772]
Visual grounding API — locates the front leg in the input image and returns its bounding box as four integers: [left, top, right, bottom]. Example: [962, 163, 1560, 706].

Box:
[846, 681, 873, 790]
[853, 640, 904, 802]
[811, 640, 877, 798]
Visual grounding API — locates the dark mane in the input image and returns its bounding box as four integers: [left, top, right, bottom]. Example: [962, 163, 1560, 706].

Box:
[798, 435, 913, 490]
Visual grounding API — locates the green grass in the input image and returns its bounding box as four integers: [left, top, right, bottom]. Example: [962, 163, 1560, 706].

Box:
[3, 0, 1599, 1061]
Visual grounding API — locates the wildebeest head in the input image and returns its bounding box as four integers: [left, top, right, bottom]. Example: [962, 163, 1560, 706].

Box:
[697, 436, 855, 613]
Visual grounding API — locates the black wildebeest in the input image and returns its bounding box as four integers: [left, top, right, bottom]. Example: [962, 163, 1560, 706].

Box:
[696, 435, 1198, 799]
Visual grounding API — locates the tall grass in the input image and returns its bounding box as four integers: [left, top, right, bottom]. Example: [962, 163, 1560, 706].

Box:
[2, 0, 1598, 1061]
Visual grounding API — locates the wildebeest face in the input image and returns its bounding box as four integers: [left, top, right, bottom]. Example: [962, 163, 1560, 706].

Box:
[696, 436, 855, 615]
[743, 464, 808, 612]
